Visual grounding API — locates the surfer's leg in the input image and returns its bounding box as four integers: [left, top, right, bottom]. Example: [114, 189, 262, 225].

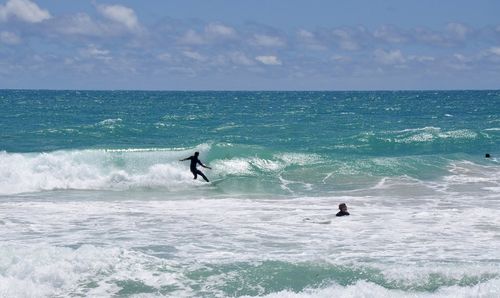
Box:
[191, 170, 197, 179]
[197, 170, 209, 182]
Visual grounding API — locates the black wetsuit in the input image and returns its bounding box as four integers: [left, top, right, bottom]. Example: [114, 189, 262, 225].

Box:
[187, 156, 209, 182]
[336, 211, 350, 217]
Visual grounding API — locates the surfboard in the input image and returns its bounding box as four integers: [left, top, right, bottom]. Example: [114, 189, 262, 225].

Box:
[209, 178, 225, 185]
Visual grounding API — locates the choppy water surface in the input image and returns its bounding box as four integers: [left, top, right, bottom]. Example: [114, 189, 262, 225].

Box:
[1, 90, 499, 297]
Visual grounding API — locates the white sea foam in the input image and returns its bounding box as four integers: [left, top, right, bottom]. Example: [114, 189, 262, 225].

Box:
[97, 118, 122, 126]
[212, 158, 254, 175]
[251, 158, 284, 172]
[1, 194, 499, 297]
[0, 146, 213, 195]
[0, 244, 186, 298]
[275, 153, 322, 166]
[395, 129, 478, 143]
[444, 161, 500, 189]
[381, 127, 479, 144]
[243, 279, 500, 298]
[393, 126, 441, 134]
[209, 153, 322, 177]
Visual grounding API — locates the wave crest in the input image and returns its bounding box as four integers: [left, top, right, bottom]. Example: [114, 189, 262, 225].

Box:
[0, 147, 206, 195]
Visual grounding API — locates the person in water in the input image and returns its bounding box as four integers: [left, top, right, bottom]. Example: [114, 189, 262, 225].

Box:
[336, 203, 350, 217]
[180, 152, 211, 182]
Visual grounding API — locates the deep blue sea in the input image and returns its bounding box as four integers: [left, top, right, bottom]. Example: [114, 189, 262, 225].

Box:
[1, 90, 499, 297]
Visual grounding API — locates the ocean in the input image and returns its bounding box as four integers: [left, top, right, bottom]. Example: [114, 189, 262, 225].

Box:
[0, 90, 499, 297]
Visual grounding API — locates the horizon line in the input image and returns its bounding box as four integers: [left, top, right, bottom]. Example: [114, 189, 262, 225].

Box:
[1, 88, 499, 92]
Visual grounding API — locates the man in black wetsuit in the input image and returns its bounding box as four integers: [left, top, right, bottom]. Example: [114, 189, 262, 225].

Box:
[336, 203, 350, 217]
[180, 152, 211, 182]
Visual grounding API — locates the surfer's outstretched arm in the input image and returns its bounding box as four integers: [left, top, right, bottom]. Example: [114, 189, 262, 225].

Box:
[198, 161, 211, 169]
[179, 157, 190, 161]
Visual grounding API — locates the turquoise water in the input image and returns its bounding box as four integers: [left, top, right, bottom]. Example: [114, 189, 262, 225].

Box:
[1, 90, 498, 155]
[1, 90, 499, 297]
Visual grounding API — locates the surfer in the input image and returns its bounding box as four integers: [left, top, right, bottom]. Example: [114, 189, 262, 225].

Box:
[180, 152, 211, 182]
[336, 203, 350, 217]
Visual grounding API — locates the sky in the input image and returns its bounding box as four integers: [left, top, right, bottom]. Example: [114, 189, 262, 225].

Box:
[1, 0, 500, 90]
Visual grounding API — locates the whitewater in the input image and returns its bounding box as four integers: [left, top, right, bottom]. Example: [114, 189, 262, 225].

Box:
[0, 90, 499, 297]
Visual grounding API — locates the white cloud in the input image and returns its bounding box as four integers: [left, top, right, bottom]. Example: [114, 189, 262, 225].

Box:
[0, 31, 21, 44]
[157, 53, 172, 62]
[205, 23, 236, 38]
[228, 52, 254, 66]
[97, 4, 139, 31]
[453, 53, 469, 62]
[179, 29, 205, 45]
[481, 47, 500, 63]
[297, 29, 327, 50]
[374, 25, 407, 43]
[410, 24, 472, 47]
[57, 13, 103, 36]
[332, 29, 359, 51]
[446, 23, 469, 40]
[298, 29, 314, 40]
[255, 55, 282, 65]
[253, 34, 286, 47]
[182, 50, 206, 62]
[489, 47, 500, 56]
[446, 53, 472, 70]
[178, 23, 236, 45]
[331, 55, 351, 63]
[209, 52, 252, 67]
[408, 55, 435, 63]
[80, 44, 112, 61]
[374, 49, 406, 65]
[57, 9, 143, 37]
[413, 27, 455, 47]
[0, 0, 50, 23]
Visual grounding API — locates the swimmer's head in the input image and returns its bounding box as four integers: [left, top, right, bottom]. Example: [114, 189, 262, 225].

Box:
[339, 203, 347, 211]
[485, 153, 491, 158]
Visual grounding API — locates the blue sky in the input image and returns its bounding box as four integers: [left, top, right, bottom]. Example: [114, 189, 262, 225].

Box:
[1, 0, 499, 90]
